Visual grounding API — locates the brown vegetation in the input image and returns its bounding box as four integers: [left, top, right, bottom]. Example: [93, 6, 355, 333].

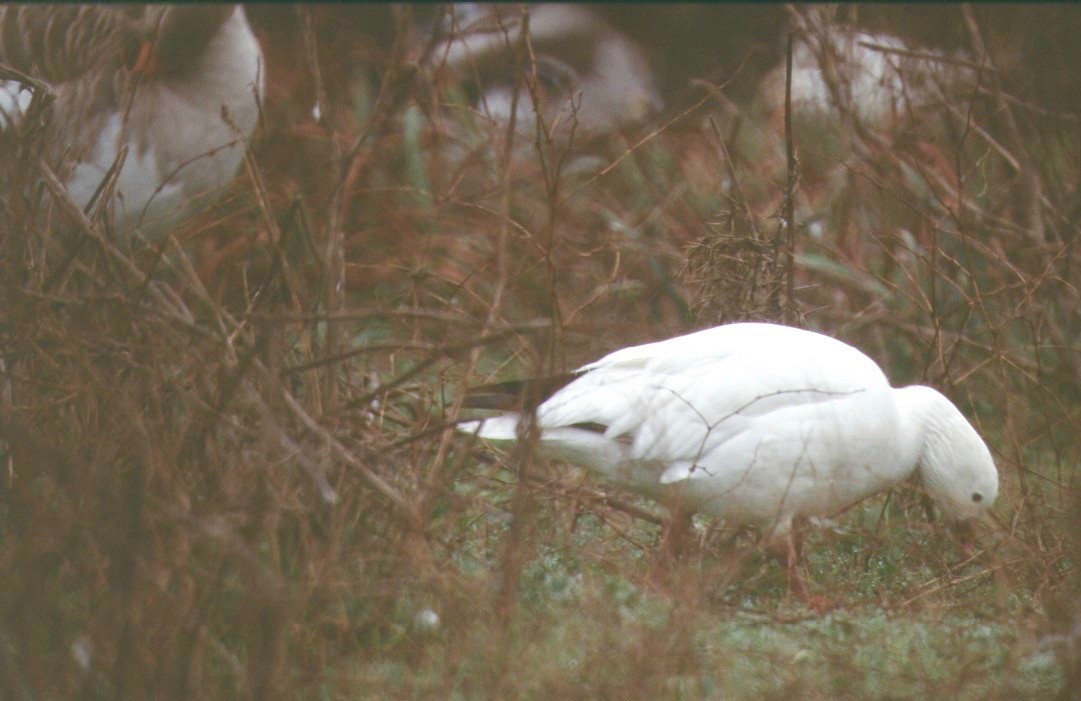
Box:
[0, 5, 1077, 698]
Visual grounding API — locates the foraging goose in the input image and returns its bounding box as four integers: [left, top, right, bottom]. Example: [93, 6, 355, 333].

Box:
[0, 4, 263, 234]
[460, 322, 999, 593]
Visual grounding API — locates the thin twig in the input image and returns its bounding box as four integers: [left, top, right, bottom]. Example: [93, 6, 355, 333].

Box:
[783, 32, 798, 324]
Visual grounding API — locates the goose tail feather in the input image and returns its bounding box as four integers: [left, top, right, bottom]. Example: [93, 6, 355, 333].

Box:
[456, 415, 522, 442]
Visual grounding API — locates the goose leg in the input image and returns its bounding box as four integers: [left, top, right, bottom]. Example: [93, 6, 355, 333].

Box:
[782, 518, 835, 612]
[656, 485, 695, 566]
[645, 506, 694, 595]
[784, 523, 809, 600]
[661, 507, 694, 563]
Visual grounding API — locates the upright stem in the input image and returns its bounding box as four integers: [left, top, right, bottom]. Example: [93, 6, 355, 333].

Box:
[783, 33, 798, 324]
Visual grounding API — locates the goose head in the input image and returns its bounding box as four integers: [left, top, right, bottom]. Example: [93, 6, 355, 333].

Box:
[133, 6, 240, 78]
[895, 385, 999, 532]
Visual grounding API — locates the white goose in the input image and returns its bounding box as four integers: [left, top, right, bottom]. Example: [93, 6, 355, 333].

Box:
[429, 4, 663, 136]
[460, 322, 999, 593]
[759, 27, 960, 126]
[0, 5, 263, 234]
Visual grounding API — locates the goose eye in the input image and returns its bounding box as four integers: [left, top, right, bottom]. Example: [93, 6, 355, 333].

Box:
[971, 492, 983, 503]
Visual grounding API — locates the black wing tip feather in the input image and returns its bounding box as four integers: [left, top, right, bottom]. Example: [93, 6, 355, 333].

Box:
[462, 373, 578, 411]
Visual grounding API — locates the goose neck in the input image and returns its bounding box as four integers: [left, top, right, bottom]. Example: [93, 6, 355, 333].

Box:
[894, 385, 954, 476]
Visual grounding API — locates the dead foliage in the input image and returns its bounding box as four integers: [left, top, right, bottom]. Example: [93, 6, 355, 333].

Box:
[0, 4, 1078, 698]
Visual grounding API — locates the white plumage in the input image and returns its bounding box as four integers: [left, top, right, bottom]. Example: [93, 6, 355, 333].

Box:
[460, 322, 999, 588]
[759, 27, 963, 126]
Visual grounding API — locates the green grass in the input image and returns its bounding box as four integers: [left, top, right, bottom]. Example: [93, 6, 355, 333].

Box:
[300, 462, 1071, 700]
[327, 520, 1065, 700]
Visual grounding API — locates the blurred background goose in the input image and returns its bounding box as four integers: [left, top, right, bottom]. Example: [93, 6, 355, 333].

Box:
[426, 3, 663, 138]
[0, 4, 263, 235]
[460, 322, 999, 595]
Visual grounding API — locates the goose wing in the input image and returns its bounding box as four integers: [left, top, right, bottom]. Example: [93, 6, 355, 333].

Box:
[537, 324, 891, 483]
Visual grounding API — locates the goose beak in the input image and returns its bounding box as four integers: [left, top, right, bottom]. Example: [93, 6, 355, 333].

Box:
[950, 518, 977, 557]
[132, 42, 161, 77]
[951, 510, 999, 558]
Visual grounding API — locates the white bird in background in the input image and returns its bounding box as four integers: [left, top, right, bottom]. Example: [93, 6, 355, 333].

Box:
[759, 27, 960, 126]
[0, 4, 263, 235]
[459, 322, 999, 595]
[428, 3, 663, 137]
